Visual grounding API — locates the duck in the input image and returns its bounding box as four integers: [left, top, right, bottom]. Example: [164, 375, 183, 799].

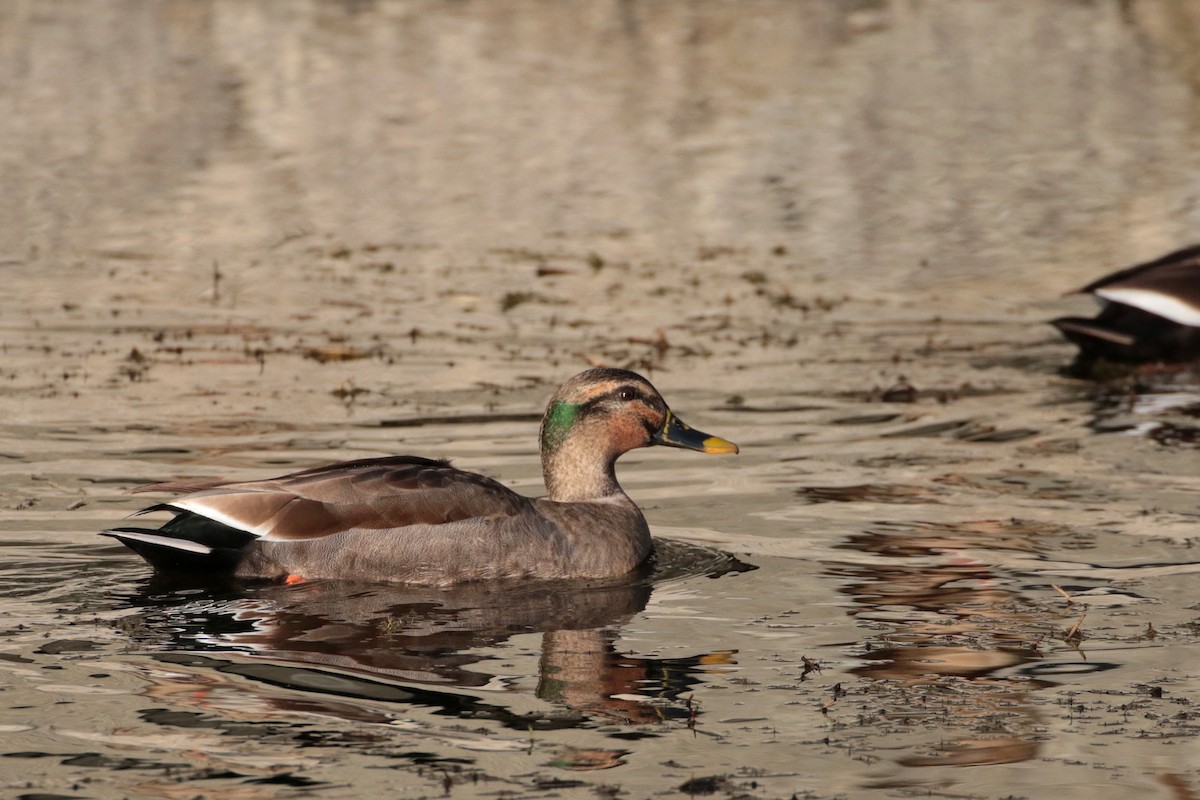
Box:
[1051, 244, 1200, 373]
[102, 368, 739, 586]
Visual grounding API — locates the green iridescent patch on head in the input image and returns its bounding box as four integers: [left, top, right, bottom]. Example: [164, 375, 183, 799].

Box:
[542, 401, 581, 451]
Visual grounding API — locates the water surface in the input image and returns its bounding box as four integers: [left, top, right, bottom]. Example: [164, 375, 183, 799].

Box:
[3, 2, 1200, 798]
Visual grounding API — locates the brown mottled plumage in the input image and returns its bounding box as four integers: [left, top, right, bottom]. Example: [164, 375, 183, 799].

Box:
[102, 368, 738, 585]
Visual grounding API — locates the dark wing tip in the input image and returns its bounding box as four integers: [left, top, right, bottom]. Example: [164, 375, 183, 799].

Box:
[1051, 317, 1136, 347]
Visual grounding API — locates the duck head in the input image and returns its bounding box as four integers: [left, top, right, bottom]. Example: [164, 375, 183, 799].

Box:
[539, 368, 738, 502]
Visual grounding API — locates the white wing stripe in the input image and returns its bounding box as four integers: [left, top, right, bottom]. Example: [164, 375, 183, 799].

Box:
[1096, 287, 1200, 326]
[169, 498, 272, 538]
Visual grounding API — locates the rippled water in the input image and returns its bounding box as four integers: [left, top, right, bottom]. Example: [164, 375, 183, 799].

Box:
[4, 1, 1200, 799]
[6, 381, 1200, 798]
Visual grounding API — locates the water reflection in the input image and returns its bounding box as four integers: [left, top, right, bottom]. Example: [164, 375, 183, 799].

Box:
[1086, 382, 1200, 447]
[828, 519, 1063, 768]
[113, 540, 749, 744]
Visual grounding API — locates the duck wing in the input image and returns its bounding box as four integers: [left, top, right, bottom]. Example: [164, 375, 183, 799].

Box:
[1078, 245, 1200, 326]
[134, 456, 532, 541]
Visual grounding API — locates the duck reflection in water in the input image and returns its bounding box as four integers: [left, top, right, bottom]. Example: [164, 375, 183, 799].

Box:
[828, 519, 1075, 771]
[122, 543, 746, 739]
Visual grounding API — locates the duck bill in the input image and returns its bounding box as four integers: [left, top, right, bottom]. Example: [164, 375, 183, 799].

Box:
[651, 411, 739, 454]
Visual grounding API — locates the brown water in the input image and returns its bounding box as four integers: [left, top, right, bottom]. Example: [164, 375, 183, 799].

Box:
[4, 1, 1200, 798]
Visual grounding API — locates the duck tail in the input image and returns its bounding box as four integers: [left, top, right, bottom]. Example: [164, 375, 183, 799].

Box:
[1050, 316, 1136, 348]
[101, 509, 255, 574]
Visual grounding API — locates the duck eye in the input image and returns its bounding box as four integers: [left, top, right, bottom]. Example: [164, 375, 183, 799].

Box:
[616, 387, 638, 402]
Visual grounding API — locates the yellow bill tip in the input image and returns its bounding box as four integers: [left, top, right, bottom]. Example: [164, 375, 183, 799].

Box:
[701, 436, 739, 455]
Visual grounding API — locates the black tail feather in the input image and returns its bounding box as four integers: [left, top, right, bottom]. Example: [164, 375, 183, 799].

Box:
[103, 512, 257, 574]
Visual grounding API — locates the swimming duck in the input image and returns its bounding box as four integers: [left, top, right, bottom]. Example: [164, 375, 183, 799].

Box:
[1051, 244, 1200, 372]
[102, 368, 738, 585]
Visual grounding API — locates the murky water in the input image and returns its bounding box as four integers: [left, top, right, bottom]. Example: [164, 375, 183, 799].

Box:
[4, 1, 1200, 798]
